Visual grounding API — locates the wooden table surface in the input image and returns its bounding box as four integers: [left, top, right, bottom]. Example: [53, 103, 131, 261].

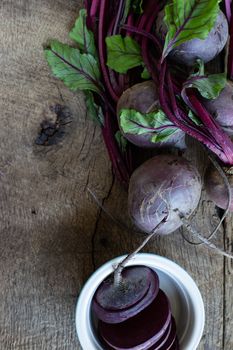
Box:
[0, 1, 232, 349]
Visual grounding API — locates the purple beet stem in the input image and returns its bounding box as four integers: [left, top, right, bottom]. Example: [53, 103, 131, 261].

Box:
[85, 0, 131, 185]
[188, 94, 233, 164]
[138, 1, 161, 85]
[122, 24, 160, 85]
[90, 0, 101, 17]
[159, 63, 233, 164]
[98, 0, 119, 102]
[107, 17, 122, 96]
[225, 0, 232, 23]
[85, 0, 100, 30]
[102, 110, 130, 186]
[113, 0, 125, 35]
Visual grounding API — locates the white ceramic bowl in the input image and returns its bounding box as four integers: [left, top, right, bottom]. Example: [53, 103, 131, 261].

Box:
[76, 254, 205, 350]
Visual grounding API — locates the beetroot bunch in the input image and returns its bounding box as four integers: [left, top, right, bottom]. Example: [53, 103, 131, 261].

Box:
[44, 2, 233, 348]
[45, 1, 233, 213]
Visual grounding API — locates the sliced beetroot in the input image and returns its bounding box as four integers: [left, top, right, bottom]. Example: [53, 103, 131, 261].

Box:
[170, 338, 180, 350]
[157, 317, 177, 350]
[147, 319, 172, 350]
[95, 266, 155, 310]
[98, 289, 171, 350]
[92, 267, 159, 324]
[99, 321, 172, 350]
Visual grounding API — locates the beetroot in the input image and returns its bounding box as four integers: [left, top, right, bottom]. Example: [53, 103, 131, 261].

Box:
[128, 154, 202, 235]
[156, 10, 228, 66]
[170, 338, 180, 350]
[158, 318, 177, 350]
[117, 81, 186, 150]
[98, 290, 171, 350]
[99, 319, 180, 350]
[95, 266, 153, 310]
[147, 321, 172, 350]
[92, 266, 159, 324]
[205, 163, 233, 211]
[203, 81, 233, 136]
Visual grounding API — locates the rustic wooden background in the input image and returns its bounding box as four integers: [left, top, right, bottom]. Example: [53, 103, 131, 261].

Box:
[0, 1, 232, 349]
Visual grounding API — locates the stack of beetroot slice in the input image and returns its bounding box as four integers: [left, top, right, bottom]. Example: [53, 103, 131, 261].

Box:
[92, 266, 180, 350]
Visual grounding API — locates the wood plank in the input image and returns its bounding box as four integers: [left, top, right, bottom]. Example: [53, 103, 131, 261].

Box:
[0, 1, 110, 349]
[223, 214, 233, 350]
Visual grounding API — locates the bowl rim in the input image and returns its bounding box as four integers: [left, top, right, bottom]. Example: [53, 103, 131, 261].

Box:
[75, 253, 205, 350]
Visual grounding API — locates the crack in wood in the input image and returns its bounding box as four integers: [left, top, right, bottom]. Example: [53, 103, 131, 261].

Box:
[83, 171, 91, 193]
[56, 83, 65, 103]
[91, 176, 115, 271]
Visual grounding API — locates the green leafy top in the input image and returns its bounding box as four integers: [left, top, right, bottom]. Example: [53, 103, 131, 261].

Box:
[188, 110, 202, 126]
[85, 91, 104, 125]
[163, 0, 221, 59]
[45, 40, 102, 93]
[69, 9, 97, 57]
[119, 108, 179, 143]
[44, 10, 105, 126]
[106, 35, 143, 74]
[182, 59, 226, 100]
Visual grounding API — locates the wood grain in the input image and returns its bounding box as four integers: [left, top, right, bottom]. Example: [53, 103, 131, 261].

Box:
[0, 1, 111, 349]
[0, 1, 231, 350]
[223, 214, 233, 350]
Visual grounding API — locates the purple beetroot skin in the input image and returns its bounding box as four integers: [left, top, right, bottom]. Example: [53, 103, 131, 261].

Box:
[148, 320, 172, 350]
[98, 289, 171, 350]
[170, 338, 180, 350]
[128, 154, 202, 235]
[117, 81, 186, 150]
[158, 317, 177, 350]
[204, 163, 233, 211]
[148, 317, 177, 350]
[202, 81, 233, 136]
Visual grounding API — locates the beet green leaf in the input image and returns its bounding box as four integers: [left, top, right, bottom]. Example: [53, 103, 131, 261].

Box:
[119, 108, 179, 142]
[183, 59, 226, 100]
[106, 35, 143, 74]
[69, 9, 97, 57]
[45, 40, 102, 93]
[85, 91, 104, 126]
[188, 110, 202, 126]
[163, 0, 221, 59]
